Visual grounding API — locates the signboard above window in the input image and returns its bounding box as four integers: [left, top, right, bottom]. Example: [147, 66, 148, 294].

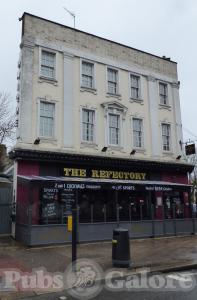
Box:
[185, 144, 196, 156]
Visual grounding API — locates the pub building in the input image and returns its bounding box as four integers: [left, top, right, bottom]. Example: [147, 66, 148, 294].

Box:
[11, 149, 193, 246]
[12, 13, 195, 245]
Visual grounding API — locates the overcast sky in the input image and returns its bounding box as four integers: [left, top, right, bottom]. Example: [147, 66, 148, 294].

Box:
[1, 0, 197, 142]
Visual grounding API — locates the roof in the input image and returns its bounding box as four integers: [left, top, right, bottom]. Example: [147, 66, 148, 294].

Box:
[20, 12, 177, 64]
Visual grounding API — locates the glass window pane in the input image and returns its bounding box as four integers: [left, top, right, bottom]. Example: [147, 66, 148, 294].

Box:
[109, 114, 120, 145]
[40, 102, 55, 137]
[131, 75, 140, 99]
[108, 68, 118, 94]
[108, 82, 117, 94]
[82, 62, 94, 88]
[41, 51, 55, 78]
[82, 75, 93, 88]
[131, 87, 139, 99]
[131, 75, 139, 88]
[133, 119, 143, 148]
[82, 109, 95, 142]
[159, 83, 168, 105]
[162, 124, 170, 151]
[108, 69, 117, 82]
[82, 62, 93, 76]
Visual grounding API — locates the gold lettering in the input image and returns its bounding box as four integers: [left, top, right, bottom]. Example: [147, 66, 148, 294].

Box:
[91, 170, 100, 178]
[79, 169, 86, 177]
[112, 172, 119, 179]
[64, 168, 74, 176]
[135, 173, 142, 180]
[118, 172, 124, 179]
[104, 171, 109, 179]
[100, 170, 107, 178]
[64, 168, 70, 176]
[129, 172, 135, 180]
[65, 168, 146, 180]
[107, 171, 113, 179]
[123, 172, 130, 180]
[71, 169, 79, 177]
[64, 168, 86, 177]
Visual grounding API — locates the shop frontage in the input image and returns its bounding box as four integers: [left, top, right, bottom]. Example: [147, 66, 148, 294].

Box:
[10, 149, 195, 246]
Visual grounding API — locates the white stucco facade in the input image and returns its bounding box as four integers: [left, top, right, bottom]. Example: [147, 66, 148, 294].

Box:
[15, 13, 184, 163]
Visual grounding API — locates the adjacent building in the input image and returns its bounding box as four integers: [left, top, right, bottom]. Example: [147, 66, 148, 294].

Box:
[10, 12, 194, 245]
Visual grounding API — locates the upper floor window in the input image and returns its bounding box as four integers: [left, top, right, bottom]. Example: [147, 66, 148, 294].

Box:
[40, 101, 55, 138]
[109, 113, 120, 146]
[41, 50, 56, 79]
[159, 82, 168, 105]
[130, 75, 140, 99]
[133, 118, 143, 148]
[161, 123, 171, 151]
[107, 68, 118, 95]
[81, 61, 94, 89]
[82, 109, 95, 142]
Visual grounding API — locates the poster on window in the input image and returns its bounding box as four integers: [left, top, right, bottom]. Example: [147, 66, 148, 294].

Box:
[60, 189, 76, 216]
[157, 197, 162, 206]
[41, 188, 60, 220]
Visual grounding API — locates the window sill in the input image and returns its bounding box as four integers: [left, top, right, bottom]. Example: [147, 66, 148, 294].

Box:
[80, 142, 98, 149]
[162, 151, 173, 156]
[130, 98, 143, 104]
[108, 145, 124, 151]
[38, 76, 58, 85]
[80, 87, 97, 94]
[133, 148, 146, 153]
[106, 93, 122, 100]
[39, 137, 57, 143]
[159, 104, 171, 110]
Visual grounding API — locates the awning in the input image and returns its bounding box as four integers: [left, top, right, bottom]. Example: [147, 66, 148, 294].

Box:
[17, 175, 192, 192]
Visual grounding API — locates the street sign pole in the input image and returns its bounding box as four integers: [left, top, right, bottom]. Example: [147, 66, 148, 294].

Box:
[72, 189, 78, 266]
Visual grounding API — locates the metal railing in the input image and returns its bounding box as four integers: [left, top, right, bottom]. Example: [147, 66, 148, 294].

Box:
[16, 202, 195, 226]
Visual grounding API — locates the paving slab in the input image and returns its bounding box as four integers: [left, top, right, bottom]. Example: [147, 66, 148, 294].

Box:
[1, 235, 197, 299]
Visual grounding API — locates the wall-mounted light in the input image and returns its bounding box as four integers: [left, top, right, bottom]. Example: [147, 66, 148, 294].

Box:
[34, 138, 40, 145]
[101, 146, 108, 152]
[176, 155, 182, 160]
[130, 149, 136, 155]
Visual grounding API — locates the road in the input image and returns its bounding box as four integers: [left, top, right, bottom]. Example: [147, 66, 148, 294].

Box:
[15, 269, 197, 300]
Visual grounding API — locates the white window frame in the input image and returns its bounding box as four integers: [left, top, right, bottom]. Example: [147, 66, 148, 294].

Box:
[106, 67, 119, 95]
[80, 59, 96, 90]
[161, 123, 171, 151]
[130, 73, 141, 100]
[132, 118, 144, 149]
[80, 107, 96, 144]
[107, 113, 121, 147]
[37, 99, 56, 140]
[39, 48, 57, 80]
[159, 82, 168, 106]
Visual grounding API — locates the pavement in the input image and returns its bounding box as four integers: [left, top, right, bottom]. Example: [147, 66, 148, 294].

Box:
[1, 235, 197, 299]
